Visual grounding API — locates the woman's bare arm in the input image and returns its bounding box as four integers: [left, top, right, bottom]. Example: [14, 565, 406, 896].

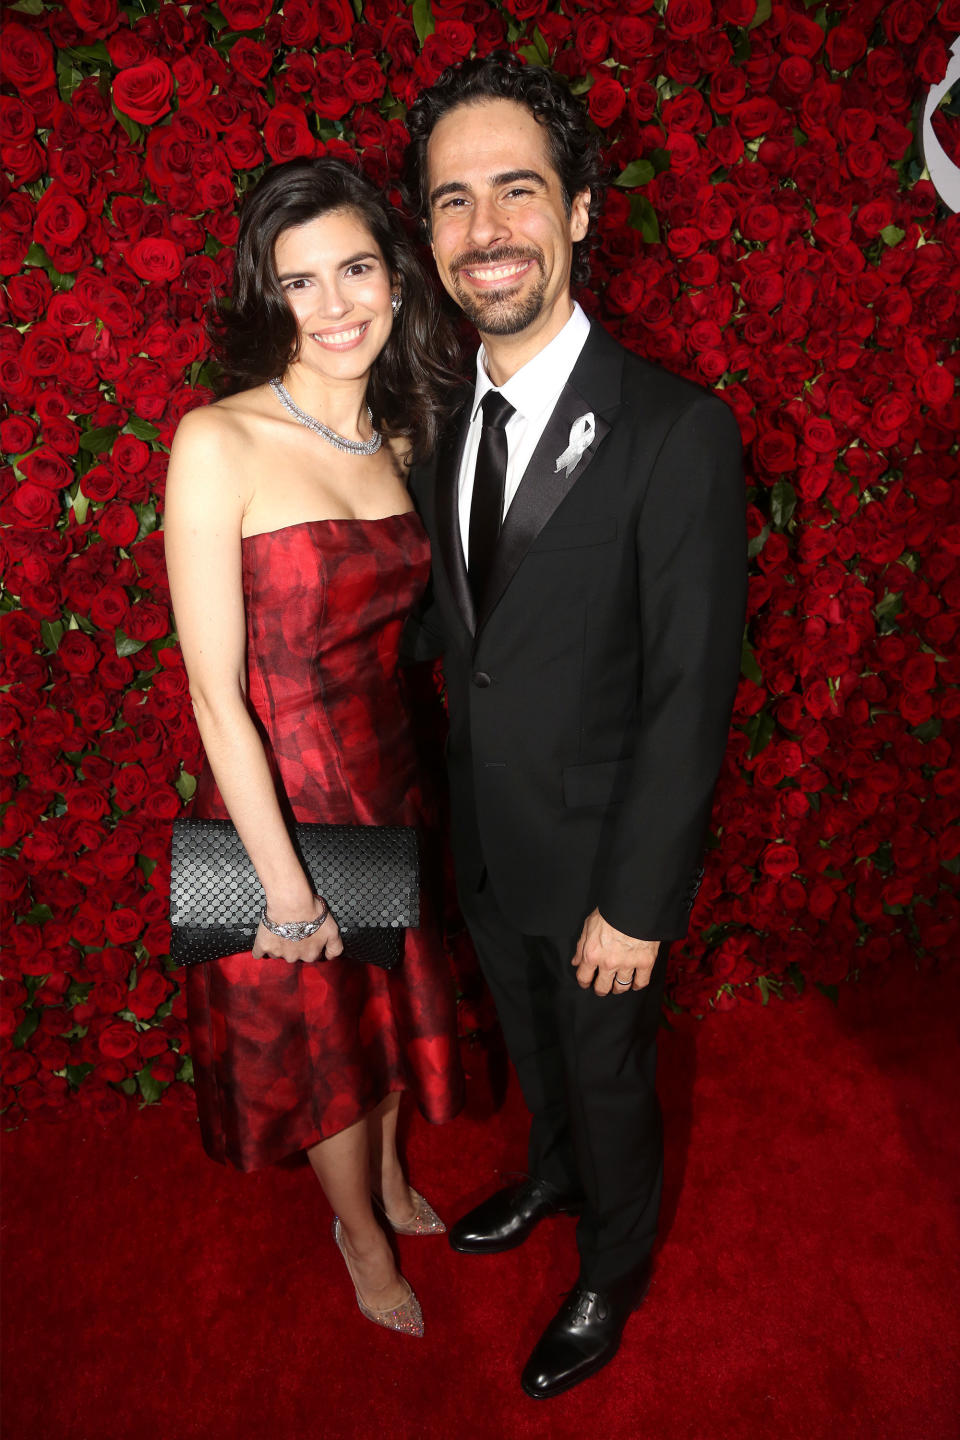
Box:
[164, 405, 342, 962]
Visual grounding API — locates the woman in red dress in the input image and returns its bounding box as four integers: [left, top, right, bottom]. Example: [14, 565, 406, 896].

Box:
[164, 160, 464, 1337]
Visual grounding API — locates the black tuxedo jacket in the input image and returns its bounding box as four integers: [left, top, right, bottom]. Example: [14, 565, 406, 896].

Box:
[407, 320, 747, 941]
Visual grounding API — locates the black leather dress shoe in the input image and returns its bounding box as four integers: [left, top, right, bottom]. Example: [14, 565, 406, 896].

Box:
[448, 1178, 582, 1254]
[520, 1267, 652, 1400]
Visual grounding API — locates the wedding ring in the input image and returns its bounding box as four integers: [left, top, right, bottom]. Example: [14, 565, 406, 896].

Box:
[613, 976, 632, 988]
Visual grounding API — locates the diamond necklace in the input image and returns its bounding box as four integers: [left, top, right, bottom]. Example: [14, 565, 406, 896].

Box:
[269, 377, 382, 456]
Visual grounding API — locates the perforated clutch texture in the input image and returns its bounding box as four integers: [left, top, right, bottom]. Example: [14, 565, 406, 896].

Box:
[169, 818, 420, 969]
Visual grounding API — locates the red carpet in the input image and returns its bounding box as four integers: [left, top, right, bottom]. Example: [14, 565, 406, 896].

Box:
[3, 966, 958, 1440]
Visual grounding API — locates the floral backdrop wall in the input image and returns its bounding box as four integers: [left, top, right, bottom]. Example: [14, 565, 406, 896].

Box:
[2, 0, 959, 1124]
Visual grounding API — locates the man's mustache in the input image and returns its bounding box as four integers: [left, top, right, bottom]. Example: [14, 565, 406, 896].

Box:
[451, 246, 544, 277]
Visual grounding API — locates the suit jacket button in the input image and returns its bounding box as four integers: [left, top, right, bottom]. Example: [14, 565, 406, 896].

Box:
[473, 671, 492, 688]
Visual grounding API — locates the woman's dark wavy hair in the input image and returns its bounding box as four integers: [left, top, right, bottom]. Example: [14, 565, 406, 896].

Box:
[404, 51, 605, 289]
[210, 158, 462, 462]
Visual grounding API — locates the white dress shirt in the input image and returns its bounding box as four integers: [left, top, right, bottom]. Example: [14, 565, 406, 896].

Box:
[458, 302, 591, 567]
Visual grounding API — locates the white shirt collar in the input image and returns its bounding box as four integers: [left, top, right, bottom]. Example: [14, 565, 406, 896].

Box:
[470, 302, 591, 423]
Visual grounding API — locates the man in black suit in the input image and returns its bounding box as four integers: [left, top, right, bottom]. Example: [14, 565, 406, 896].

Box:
[404, 54, 746, 1398]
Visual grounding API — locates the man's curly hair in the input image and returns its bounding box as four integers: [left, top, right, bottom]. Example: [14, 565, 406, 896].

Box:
[404, 51, 605, 289]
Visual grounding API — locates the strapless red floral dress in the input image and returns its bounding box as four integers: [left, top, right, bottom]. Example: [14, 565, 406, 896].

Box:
[185, 513, 464, 1171]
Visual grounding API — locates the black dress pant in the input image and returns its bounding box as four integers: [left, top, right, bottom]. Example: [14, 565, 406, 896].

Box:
[458, 873, 668, 1292]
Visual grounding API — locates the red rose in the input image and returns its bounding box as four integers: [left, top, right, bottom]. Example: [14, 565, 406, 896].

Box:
[126, 236, 183, 283]
[66, 0, 121, 38]
[219, 0, 273, 29]
[587, 77, 626, 130]
[316, 0, 355, 44]
[7, 481, 60, 529]
[103, 907, 142, 944]
[281, 0, 321, 47]
[20, 447, 71, 490]
[343, 56, 388, 105]
[264, 104, 316, 162]
[96, 503, 139, 548]
[126, 967, 171, 1020]
[0, 23, 56, 95]
[665, 0, 713, 40]
[90, 586, 131, 630]
[57, 631, 100, 674]
[113, 60, 174, 125]
[98, 1023, 140, 1059]
[33, 184, 87, 250]
[0, 417, 36, 454]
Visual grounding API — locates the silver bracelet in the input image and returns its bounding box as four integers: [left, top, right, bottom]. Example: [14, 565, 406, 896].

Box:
[260, 898, 328, 941]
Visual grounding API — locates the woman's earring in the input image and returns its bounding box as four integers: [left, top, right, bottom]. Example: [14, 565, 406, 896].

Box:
[391, 292, 402, 316]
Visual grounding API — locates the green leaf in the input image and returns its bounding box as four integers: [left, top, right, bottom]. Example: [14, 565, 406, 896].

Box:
[24, 904, 53, 924]
[135, 499, 158, 542]
[741, 635, 763, 685]
[649, 148, 672, 175]
[203, 233, 222, 258]
[57, 55, 83, 103]
[531, 27, 550, 63]
[749, 0, 772, 28]
[758, 974, 771, 1004]
[65, 1063, 95, 1088]
[177, 1055, 195, 1085]
[942, 855, 960, 876]
[13, 1011, 40, 1049]
[412, 0, 434, 44]
[115, 630, 147, 657]
[747, 524, 769, 558]
[120, 1076, 137, 1096]
[816, 982, 839, 1005]
[25, 241, 50, 269]
[787, 962, 806, 997]
[78, 426, 119, 454]
[138, 853, 158, 879]
[65, 41, 112, 64]
[614, 159, 655, 189]
[770, 478, 797, 529]
[880, 224, 905, 247]
[628, 194, 660, 243]
[124, 415, 160, 442]
[873, 590, 903, 623]
[112, 104, 144, 146]
[176, 769, 197, 801]
[41, 619, 65, 652]
[746, 708, 775, 758]
[9, 0, 45, 13]
[910, 718, 942, 742]
[73, 482, 92, 524]
[136, 1064, 164, 1105]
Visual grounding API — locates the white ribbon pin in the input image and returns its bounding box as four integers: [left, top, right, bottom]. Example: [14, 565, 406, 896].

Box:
[554, 412, 595, 478]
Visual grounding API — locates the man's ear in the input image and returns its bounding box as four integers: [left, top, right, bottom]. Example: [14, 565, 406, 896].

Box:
[571, 188, 591, 243]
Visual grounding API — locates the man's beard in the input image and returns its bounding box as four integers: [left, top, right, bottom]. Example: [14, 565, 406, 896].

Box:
[450, 247, 546, 335]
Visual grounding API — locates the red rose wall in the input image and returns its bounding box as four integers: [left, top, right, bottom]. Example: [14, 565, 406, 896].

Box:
[1, 0, 959, 1124]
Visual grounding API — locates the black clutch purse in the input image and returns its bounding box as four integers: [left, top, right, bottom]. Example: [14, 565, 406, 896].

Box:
[169, 818, 420, 969]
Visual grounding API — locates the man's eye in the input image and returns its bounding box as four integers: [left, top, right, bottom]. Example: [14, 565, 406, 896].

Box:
[505, 188, 532, 200]
[440, 196, 468, 209]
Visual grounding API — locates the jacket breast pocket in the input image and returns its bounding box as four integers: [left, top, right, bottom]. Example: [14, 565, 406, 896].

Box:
[562, 757, 633, 810]
[530, 518, 618, 553]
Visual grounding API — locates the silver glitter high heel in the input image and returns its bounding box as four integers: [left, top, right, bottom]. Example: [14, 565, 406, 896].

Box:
[373, 1187, 447, 1236]
[332, 1217, 424, 1337]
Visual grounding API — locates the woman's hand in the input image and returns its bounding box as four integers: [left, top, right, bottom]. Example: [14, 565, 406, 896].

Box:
[252, 896, 345, 965]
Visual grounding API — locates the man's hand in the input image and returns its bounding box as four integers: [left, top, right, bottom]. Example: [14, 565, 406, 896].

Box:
[571, 909, 660, 995]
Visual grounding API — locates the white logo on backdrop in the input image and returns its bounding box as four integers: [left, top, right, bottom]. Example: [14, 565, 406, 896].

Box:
[921, 35, 960, 212]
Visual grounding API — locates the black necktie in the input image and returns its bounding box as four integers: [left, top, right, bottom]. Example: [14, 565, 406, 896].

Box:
[468, 390, 515, 611]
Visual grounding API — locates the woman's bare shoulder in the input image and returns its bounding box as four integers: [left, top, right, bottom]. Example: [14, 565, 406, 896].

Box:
[172, 385, 274, 452]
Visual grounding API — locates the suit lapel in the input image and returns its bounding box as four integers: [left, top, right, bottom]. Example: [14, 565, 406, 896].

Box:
[476, 323, 623, 633]
[434, 392, 476, 637]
